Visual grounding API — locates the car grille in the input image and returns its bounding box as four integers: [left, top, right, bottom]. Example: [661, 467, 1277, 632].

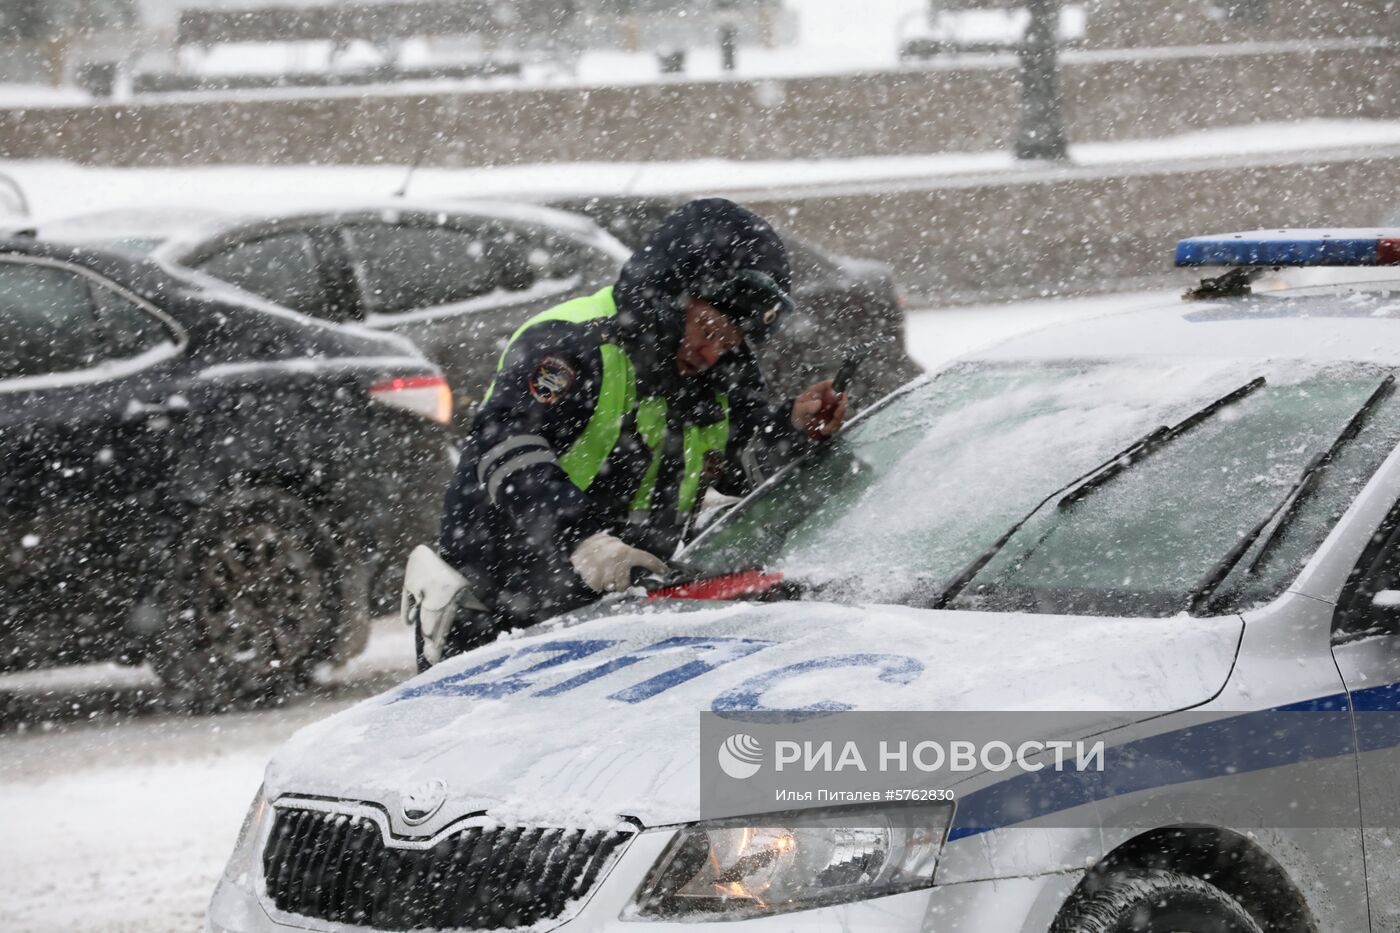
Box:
[262, 806, 634, 930]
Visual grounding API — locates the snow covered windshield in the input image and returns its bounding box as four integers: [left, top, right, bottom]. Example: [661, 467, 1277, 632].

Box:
[682, 358, 1400, 617]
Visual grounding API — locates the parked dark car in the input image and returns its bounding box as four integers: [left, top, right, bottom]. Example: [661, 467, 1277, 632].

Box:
[11, 200, 630, 429]
[537, 193, 923, 403]
[0, 238, 453, 705]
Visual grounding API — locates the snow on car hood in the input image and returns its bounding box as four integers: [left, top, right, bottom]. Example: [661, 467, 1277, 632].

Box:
[265, 600, 1242, 829]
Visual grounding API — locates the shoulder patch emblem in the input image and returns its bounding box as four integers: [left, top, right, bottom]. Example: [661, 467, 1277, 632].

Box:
[529, 355, 577, 404]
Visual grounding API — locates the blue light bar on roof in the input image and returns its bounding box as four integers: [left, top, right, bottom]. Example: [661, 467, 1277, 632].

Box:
[1175, 229, 1400, 268]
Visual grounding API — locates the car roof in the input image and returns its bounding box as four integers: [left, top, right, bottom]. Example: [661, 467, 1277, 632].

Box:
[0, 234, 155, 270]
[11, 198, 626, 253]
[518, 190, 852, 263]
[440, 197, 625, 238]
[977, 279, 1400, 367]
[8, 207, 244, 248]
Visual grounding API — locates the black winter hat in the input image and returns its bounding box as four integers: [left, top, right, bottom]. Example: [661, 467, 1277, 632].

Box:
[613, 199, 792, 377]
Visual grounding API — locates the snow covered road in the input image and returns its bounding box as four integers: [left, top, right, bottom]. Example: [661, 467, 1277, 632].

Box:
[0, 289, 1167, 933]
[0, 618, 417, 933]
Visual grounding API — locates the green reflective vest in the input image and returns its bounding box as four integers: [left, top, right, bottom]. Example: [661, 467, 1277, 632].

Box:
[483, 287, 730, 518]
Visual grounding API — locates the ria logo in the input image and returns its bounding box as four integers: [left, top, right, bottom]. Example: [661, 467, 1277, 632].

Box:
[718, 733, 764, 780]
[399, 778, 448, 825]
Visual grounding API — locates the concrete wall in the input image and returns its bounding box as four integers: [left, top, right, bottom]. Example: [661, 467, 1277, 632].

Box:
[1080, 0, 1399, 48]
[0, 42, 1393, 166]
[738, 147, 1400, 304]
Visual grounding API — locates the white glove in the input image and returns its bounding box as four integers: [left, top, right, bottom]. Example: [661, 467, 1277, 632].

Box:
[570, 532, 668, 593]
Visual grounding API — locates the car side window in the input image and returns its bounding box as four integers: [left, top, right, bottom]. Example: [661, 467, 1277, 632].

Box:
[784, 236, 837, 288]
[527, 229, 591, 281]
[490, 225, 543, 292]
[89, 282, 174, 359]
[0, 262, 100, 380]
[341, 223, 500, 316]
[196, 232, 328, 317]
[1335, 500, 1400, 642]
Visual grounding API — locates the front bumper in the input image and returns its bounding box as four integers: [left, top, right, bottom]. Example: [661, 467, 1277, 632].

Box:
[206, 824, 1083, 933]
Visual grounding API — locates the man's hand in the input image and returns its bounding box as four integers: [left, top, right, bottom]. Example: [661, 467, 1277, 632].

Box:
[570, 532, 668, 593]
[791, 380, 848, 440]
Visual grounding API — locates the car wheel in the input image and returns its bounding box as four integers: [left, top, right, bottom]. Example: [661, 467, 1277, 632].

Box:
[152, 486, 341, 708]
[1052, 869, 1263, 933]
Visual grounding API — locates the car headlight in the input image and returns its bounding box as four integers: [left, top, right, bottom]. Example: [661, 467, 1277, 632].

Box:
[222, 785, 269, 891]
[630, 805, 951, 919]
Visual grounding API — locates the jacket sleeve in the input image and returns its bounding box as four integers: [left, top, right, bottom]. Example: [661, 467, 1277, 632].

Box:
[468, 324, 611, 554]
[714, 344, 814, 496]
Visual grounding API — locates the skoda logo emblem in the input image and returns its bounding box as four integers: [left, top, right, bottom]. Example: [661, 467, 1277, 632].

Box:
[400, 779, 448, 825]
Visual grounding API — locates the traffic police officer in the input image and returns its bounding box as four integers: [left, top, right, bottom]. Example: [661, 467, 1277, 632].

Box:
[411, 199, 847, 668]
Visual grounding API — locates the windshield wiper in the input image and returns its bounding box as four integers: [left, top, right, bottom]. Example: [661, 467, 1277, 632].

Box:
[1188, 374, 1396, 615]
[1059, 377, 1266, 508]
[933, 377, 1268, 610]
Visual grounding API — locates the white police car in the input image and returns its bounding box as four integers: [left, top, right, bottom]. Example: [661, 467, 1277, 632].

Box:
[211, 230, 1400, 933]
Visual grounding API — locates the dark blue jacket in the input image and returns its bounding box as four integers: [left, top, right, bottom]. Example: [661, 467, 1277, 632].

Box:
[439, 199, 808, 626]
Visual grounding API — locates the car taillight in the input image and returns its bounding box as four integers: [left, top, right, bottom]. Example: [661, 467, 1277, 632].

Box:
[370, 374, 453, 425]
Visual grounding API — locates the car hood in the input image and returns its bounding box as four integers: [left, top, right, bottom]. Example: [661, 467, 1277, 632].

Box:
[265, 600, 1242, 831]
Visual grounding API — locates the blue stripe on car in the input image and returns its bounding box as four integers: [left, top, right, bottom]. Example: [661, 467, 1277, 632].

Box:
[948, 685, 1400, 841]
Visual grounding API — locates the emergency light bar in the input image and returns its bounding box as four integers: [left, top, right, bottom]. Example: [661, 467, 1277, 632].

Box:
[1175, 229, 1400, 268]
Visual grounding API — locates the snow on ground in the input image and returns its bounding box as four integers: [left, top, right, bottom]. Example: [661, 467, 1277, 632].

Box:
[0, 615, 417, 696]
[0, 85, 90, 107]
[0, 696, 358, 933]
[0, 619, 416, 933]
[0, 288, 1139, 933]
[2, 118, 1396, 230]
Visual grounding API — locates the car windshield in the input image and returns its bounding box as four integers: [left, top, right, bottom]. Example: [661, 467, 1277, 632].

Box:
[681, 357, 1400, 617]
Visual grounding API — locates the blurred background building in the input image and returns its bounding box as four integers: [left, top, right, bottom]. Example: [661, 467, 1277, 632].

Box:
[0, 0, 797, 92]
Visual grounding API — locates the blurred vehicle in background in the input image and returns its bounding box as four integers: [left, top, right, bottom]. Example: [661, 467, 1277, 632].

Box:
[0, 171, 29, 219]
[0, 238, 452, 706]
[536, 193, 923, 403]
[10, 201, 630, 429]
[13, 191, 917, 426]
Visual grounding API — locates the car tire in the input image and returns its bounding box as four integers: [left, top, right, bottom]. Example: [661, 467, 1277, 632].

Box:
[151, 486, 342, 709]
[1051, 869, 1263, 933]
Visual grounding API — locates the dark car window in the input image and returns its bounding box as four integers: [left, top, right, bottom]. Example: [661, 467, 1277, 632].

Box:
[89, 283, 174, 359]
[784, 236, 837, 287]
[0, 262, 100, 380]
[342, 223, 499, 317]
[550, 198, 675, 252]
[512, 226, 592, 282]
[196, 232, 328, 317]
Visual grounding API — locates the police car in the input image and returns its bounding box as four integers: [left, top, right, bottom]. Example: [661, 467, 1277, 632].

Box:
[211, 230, 1400, 933]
